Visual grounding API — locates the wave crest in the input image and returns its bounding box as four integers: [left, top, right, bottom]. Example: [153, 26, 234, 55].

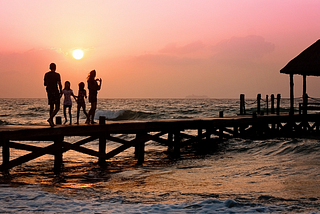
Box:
[95, 109, 155, 121]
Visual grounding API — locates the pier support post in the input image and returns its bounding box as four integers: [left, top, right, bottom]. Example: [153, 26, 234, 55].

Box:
[1, 138, 9, 173]
[54, 135, 64, 174]
[240, 94, 245, 115]
[277, 94, 281, 115]
[266, 95, 269, 115]
[233, 126, 238, 137]
[219, 111, 224, 118]
[271, 94, 275, 114]
[173, 131, 181, 157]
[99, 117, 107, 166]
[198, 128, 203, 141]
[99, 116, 106, 125]
[135, 132, 146, 165]
[219, 127, 223, 139]
[257, 94, 261, 114]
[206, 128, 211, 141]
[167, 133, 173, 152]
[56, 116, 62, 125]
[134, 132, 147, 165]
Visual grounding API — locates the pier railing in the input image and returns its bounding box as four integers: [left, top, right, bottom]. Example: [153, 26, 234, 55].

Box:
[239, 94, 282, 116]
[240, 94, 320, 116]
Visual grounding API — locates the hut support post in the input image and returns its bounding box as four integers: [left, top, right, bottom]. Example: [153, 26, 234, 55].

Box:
[303, 74, 308, 115]
[54, 136, 64, 174]
[290, 74, 294, 115]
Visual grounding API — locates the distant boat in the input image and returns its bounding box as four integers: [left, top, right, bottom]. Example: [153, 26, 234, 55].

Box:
[185, 94, 209, 99]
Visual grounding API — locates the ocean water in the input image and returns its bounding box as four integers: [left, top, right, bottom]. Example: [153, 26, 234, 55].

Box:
[1, 98, 320, 213]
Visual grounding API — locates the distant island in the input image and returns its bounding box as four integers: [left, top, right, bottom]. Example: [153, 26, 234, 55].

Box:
[185, 94, 209, 99]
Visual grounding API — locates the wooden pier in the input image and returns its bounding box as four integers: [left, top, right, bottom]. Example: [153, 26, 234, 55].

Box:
[1, 112, 320, 174]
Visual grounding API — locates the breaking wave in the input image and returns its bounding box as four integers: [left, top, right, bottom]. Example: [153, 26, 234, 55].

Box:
[95, 109, 156, 121]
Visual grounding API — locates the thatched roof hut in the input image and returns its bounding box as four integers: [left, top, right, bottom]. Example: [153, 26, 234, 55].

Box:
[281, 39, 320, 76]
[280, 39, 320, 114]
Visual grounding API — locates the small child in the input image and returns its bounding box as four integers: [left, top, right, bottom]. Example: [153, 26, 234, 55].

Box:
[76, 82, 89, 124]
[61, 81, 77, 125]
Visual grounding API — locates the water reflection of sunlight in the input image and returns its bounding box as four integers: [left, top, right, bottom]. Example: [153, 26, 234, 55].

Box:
[62, 182, 103, 189]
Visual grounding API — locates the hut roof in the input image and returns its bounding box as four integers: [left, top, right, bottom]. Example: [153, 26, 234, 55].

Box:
[280, 39, 320, 76]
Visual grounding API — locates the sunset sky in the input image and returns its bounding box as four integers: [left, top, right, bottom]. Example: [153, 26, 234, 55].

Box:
[1, 0, 320, 99]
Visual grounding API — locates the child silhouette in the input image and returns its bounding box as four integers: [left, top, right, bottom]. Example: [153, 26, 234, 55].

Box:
[76, 82, 89, 124]
[61, 81, 77, 125]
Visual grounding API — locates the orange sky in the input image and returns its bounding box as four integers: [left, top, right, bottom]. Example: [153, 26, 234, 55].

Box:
[1, 0, 320, 98]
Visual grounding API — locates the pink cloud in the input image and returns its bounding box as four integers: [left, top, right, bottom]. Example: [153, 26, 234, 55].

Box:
[0, 48, 64, 74]
[134, 53, 204, 67]
[212, 35, 275, 61]
[159, 41, 206, 55]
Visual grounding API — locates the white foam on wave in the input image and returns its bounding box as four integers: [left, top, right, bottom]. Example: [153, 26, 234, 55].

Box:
[94, 109, 126, 120]
[0, 186, 290, 213]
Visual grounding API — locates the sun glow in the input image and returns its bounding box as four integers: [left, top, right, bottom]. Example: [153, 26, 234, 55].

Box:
[72, 49, 84, 60]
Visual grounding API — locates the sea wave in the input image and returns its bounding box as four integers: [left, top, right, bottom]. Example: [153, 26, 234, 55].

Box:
[95, 109, 156, 121]
[227, 138, 320, 159]
[0, 119, 10, 125]
[0, 186, 289, 213]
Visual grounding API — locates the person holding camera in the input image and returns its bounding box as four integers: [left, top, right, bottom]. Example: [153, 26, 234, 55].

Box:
[86, 70, 102, 124]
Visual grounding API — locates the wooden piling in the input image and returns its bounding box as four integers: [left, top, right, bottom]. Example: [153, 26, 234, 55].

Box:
[1, 138, 9, 173]
[257, 94, 261, 114]
[277, 94, 281, 115]
[53, 135, 64, 174]
[206, 128, 211, 141]
[198, 128, 203, 141]
[219, 111, 224, 118]
[173, 131, 181, 157]
[56, 116, 62, 125]
[219, 127, 223, 139]
[99, 116, 107, 166]
[271, 94, 275, 114]
[135, 132, 146, 165]
[167, 133, 173, 152]
[266, 95, 269, 115]
[240, 94, 245, 115]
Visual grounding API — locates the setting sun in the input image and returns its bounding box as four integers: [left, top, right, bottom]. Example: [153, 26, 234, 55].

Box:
[72, 49, 84, 60]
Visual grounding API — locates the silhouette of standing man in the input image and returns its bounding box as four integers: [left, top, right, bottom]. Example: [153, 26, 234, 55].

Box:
[44, 63, 62, 127]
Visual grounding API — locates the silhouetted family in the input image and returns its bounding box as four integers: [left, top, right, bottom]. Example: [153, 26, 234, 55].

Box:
[44, 63, 102, 127]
